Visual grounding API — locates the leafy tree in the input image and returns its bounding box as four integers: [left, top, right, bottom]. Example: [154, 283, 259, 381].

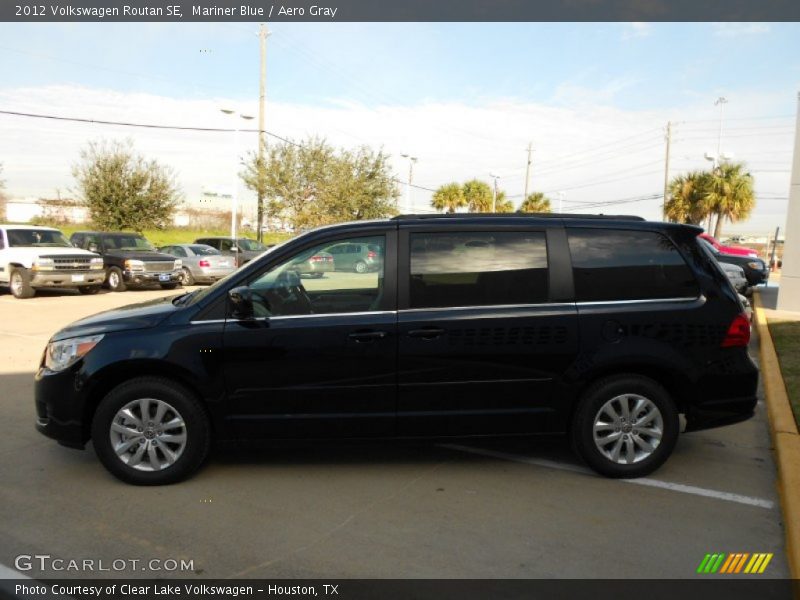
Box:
[518, 191, 552, 213]
[431, 182, 467, 213]
[706, 162, 755, 238]
[666, 171, 711, 225]
[72, 140, 180, 231]
[241, 137, 398, 230]
[463, 179, 494, 212]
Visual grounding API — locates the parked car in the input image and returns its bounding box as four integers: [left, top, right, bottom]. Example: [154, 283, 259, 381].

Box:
[719, 262, 748, 294]
[0, 225, 105, 298]
[290, 250, 335, 278]
[698, 238, 768, 287]
[69, 231, 182, 292]
[698, 233, 758, 258]
[321, 241, 382, 273]
[193, 237, 270, 267]
[739, 293, 753, 322]
[159, 244, 236, 286]
[36, 214, 757, 485]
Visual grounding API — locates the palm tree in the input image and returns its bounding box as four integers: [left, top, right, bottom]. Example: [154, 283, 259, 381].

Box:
[706, 162, 755, 238]
[494, 191, 515, 213]
[665, 171, 711, 225]
[462, 179, 493, 212]
[518, 191, 552, 214]
[431, 182, 466, 214]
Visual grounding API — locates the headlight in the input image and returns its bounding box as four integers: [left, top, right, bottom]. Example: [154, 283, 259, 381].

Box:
[124, 259, 144, 271]
[32, 258, 54, 271]
[90, 257, 104, 270]
[747, 261, 764, 270]
[174, 260, 183, 269]
[45, 334, 104, 372]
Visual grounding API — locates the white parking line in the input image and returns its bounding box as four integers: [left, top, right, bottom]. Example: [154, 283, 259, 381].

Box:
[0, 331, 50, 341]
[440, 444, 775, 510]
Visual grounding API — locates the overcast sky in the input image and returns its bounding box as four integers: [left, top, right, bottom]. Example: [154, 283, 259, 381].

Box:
[0, 22, 798, 234]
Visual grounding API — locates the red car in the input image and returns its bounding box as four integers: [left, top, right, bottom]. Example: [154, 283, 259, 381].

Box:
[698, 233, 757, 258]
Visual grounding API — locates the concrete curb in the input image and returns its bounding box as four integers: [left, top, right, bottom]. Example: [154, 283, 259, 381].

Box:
[753, 291, 800, 580]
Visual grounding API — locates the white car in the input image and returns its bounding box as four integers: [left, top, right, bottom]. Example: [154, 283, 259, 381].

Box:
[0, 225, 105, 299]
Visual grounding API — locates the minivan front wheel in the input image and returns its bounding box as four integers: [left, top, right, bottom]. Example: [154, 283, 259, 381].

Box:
[91, 377, 210, 485]
[572, 375, 678, 478]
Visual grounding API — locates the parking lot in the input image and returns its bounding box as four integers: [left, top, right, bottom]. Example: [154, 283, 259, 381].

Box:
[0, 285, 789, 579]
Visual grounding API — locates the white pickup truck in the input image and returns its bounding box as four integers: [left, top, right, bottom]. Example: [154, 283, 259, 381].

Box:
[0, 225, 105, 299]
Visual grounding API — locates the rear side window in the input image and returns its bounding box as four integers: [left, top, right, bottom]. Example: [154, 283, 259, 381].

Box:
[567, 228, 698, 302]
[409, 231, 548, 308]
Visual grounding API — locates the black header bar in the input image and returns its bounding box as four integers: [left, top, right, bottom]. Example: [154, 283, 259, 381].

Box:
[3, 0, 800, 22]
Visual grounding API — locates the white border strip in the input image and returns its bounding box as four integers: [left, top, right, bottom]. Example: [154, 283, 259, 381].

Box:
[441, 444, 775, 510]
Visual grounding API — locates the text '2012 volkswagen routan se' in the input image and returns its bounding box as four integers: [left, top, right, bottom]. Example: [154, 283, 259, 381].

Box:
[35, 214, 758, 485]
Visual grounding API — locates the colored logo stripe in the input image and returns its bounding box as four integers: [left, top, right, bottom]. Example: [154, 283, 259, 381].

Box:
[698, 552, 773, 574]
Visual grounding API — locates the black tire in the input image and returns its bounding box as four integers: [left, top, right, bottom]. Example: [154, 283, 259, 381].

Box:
[160, 283, 179, 290]
[78, 285, 101, 295]
[91, 377, 210, 485]
[571, 374, 679, 478]
[354, 260, 367, 274]
[10, 267, 35, 299]
[180, 267, 195, 286]
[107, 267, 127, 292]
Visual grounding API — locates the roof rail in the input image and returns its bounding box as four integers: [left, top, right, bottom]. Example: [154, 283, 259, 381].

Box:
[392, 213, 646, 221]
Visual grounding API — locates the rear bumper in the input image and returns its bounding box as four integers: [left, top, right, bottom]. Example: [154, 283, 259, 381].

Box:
[195, 266, 235, 282]
[685, 352, 759, 432]
[31, 270, 105, 288]
[685, 395, 757, 432]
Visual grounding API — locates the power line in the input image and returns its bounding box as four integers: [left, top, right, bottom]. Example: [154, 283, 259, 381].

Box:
[0, 108, 441, 194]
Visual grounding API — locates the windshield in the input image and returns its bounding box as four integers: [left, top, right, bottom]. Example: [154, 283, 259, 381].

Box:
[7, 229, 73, 248]
[189, 245, 220, 256]
[104, 235, 155, 251]
[237, 238, 268, 251]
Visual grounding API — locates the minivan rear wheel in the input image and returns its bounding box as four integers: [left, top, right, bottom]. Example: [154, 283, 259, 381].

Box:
[91, 377, 210, 485]
[571, 374, 678, 478]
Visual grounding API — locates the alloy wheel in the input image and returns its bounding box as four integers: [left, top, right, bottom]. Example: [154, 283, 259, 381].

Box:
[592, 394, 663, 465]
[109, 398, 187, 471]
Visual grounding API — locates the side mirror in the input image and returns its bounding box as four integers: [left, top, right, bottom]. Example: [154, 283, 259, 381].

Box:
[88, 243, 99, 253]
[228, 286, 255, 320]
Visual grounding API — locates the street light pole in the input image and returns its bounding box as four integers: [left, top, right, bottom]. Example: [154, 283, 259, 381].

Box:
[220, 109, 254, 242]
[714, 96, 728, 169]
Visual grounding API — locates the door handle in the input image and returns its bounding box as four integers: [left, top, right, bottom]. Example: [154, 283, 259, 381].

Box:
[348, 330, 387, 343]
[408, 327, 446, 339]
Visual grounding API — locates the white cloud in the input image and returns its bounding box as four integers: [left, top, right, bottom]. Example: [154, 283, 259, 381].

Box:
[622, 22, 652, 40]
[0, 84, 793, 234]
[712, 23, 771, 37]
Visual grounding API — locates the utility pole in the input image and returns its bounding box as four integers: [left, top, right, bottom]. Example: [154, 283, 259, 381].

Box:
[401, 154, 418, 213]
[663, 121, 671, 221]
[489, 173, 500, 212]
[523, 142, 533, 202]
[777, 91, 800, 310]
[256, 24, 271, 243]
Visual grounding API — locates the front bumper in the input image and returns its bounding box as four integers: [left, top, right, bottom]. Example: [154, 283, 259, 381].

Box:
[31, 270, 105, 288]
[745, 269, 769, 286]
[34, 366, 88, 449]
[124, 270, 182, 285]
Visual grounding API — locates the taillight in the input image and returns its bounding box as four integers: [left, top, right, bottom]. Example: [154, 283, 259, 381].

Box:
[721, 313, 751, 348]
[367, 251, 377, 259]
[198, 260, 211, 267]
